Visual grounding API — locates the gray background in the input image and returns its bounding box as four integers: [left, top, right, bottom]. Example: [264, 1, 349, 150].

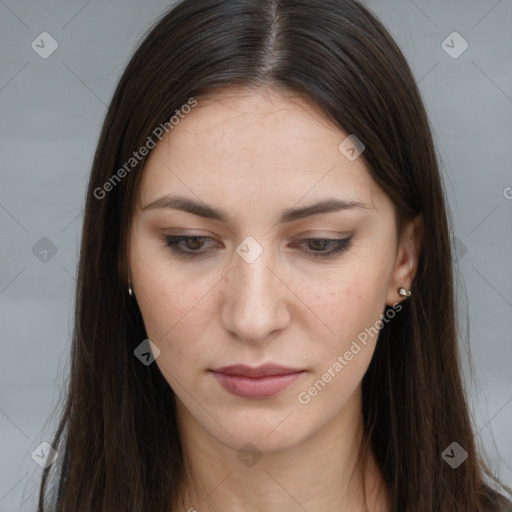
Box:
[1, 0, 511, 510]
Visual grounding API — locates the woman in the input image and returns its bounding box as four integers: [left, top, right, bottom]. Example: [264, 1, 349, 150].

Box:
[38, 0, 512, 510]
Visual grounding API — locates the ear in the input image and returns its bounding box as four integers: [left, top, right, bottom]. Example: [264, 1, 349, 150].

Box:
[386, 214, 423, 306]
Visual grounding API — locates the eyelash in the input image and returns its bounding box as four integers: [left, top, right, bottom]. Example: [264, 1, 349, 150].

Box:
[163, 235, 352, 259]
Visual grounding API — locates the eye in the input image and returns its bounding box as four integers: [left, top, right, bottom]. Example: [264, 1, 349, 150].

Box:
[289, 237, 352, 258]
[163, 235, 352, 259]
[164, 235, 219, 257]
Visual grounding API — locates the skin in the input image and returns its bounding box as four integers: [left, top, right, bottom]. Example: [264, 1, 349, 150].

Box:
[128, 85, 422, 512]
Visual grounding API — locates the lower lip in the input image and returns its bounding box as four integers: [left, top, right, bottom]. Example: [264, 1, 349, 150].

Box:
[211, 371, 304, 399]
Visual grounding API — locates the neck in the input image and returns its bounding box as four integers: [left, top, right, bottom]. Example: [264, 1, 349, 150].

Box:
[173, 387, 391, 512]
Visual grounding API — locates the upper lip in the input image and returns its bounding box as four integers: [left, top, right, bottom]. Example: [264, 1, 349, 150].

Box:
[211, 364, 304, 377]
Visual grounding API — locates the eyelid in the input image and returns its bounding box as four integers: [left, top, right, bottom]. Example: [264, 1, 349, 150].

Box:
[294, 230, 351, 238]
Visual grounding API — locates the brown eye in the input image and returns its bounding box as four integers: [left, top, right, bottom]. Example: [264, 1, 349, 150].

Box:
[291, 237, 352, 258]
[163, 235, 352, 260]
[164, 235, 218, 257]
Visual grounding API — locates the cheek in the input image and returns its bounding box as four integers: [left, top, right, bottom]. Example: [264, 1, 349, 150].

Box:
[293, 259, 392, 385]
[135, 277, 205, 386]
[135, 277, 209, 344]
[132, 258, 221, 380]
[295, 275, 386, 410]
[301, 266, 388, 339]
[131, 239, 205, 335]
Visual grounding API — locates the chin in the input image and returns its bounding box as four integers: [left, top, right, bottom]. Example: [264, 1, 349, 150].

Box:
[205, 408, 313, 453]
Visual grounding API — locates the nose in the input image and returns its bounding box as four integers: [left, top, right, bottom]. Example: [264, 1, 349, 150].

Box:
[221, 245, 291, 343]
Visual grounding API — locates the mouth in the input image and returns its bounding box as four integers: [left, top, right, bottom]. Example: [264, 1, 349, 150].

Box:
[209, 364, 306, 399]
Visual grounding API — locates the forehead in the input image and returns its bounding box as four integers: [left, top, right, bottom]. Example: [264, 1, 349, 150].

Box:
[137, 86, 391, 222]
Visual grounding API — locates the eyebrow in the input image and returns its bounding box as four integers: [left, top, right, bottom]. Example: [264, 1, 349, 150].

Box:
[141, 194, 372, 223]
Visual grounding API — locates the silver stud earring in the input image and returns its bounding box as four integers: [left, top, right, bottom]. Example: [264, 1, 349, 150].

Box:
[398, 286, 411, 297]
[128, 276, 133, 296]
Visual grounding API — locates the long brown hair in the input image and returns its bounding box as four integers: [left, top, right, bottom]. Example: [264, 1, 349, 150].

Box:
[38, 0, 512, 510]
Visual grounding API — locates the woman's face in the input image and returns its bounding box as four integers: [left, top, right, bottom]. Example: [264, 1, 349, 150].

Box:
[129, 86, 419, 453]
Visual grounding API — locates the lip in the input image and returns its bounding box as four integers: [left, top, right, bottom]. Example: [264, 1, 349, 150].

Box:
[210, 364, 305, 399]
[212, 364, 304, 377]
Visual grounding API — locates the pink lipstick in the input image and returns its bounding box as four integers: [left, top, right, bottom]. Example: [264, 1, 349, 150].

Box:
[210, 364, 305, 399]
